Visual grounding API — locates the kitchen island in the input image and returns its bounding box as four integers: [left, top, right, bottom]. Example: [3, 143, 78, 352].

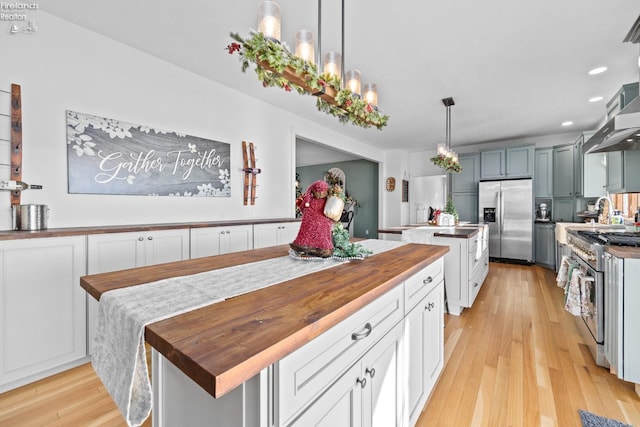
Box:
[401, 224, 489, 315]
[81, 240, 449, 426]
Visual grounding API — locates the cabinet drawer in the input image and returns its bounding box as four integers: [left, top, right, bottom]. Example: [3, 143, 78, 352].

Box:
[277, 284, 404, 424]
[404, 258, 444, 314]
[468, 259, 485, 306]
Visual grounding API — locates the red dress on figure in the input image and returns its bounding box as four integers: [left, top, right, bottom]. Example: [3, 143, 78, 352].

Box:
[290, 180, 334, 257]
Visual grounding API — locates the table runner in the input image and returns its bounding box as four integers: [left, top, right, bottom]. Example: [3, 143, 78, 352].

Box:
[91, 239, 405, 426]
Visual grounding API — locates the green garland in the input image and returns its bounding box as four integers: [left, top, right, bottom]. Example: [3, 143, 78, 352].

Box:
[332, 223, 372, 258]
[227, 32, 389, 130]
[430, 154, 462, 173]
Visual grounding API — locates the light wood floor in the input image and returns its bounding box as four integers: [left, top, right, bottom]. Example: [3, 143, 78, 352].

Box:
[417, 262, 640, 427]
[1, 263, 639, 426]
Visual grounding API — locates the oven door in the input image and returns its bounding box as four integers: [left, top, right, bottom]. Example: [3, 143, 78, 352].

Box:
[573, 255, 604, 344]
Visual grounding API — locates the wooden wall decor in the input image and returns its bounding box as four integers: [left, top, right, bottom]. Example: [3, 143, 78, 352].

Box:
[385, 177, 396, 192]
[10, 84, 22, 206]
[402, 179, 409, 202]
[242, 141, 261, 205]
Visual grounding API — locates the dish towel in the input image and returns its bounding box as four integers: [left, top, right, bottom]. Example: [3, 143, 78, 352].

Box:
[579, 274, 595, 318]
[91, 239, 405, 427]
[556, 255, 571, 288]
[565, 267, 592, 316]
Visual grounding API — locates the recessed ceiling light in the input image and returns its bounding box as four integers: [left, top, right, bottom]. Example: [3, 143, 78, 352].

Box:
[588, 66, 608, 75]
[588, 96, 604, 102]
[561, 121, 574, 127]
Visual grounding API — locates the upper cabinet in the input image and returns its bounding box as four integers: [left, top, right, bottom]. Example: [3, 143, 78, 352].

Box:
[534, 148, 553, 198]
[553, 144, 574, 197]
[451, 153, 480, 193]
[480, 145, 534, 180]
[606, 151, 640, 194]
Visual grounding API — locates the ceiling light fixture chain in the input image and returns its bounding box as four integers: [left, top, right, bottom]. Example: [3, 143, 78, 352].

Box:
[226, 1, 389, 129]
[430, 97, 462, 173]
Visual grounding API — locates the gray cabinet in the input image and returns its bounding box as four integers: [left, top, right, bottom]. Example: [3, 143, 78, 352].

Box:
[480, 149, 505, 180]
[534, 148, 553, 198]
[505, 145, 534, 178]
[574, 136, 583, 196]
[552, 198, 574, 222]
[583, 152, 607, 197]
[451, 153, 480, 193]
[451, 192, 478, 223]
[553, 144, 575, 197]
[606, 151, 640, 193]
[534, 222, 555, 269]
[480, 145, 534, 180]
[451, 153, 480, 223]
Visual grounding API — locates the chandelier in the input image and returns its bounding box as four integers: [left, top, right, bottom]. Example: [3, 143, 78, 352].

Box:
[226, 0, 389, 129]
[430, 97, 462, 173]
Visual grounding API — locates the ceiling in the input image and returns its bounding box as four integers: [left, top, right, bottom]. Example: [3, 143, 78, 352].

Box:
[39, 0, 640, 156]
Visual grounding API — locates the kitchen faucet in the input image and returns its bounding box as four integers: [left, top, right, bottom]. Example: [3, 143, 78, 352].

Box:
[595, 196, 614, 224]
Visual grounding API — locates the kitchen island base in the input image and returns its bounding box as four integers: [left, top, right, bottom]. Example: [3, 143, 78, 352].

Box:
[147, 253, 446, 427]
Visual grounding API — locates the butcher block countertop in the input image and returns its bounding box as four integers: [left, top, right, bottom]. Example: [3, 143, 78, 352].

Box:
[0, 218, 300, 241]
[81, 242, 449, 398]
[605, 245, 640, 259]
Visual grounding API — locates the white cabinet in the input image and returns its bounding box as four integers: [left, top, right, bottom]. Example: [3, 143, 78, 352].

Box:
[277, 285, 404, 425]
[190, 225, 253, 258]
[253, 221, 301, 249]
[87, 228, 190, 353]
[604, 253, 640, 385]
[0, 236, 87, 391]
[406, 279, 444, 426]
[290, 322, 403, 427]
[434, 233, 488, 315]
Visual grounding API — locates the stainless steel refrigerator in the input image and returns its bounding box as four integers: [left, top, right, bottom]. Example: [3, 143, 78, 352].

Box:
[478, 179, 533, 263]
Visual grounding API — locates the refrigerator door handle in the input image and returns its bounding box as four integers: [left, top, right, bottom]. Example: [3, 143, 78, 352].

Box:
[499, 190, 504, 233]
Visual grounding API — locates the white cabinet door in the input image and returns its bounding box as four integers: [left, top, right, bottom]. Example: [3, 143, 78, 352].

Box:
[253, 222, 300, 249]
[144, 229, 190, 265]
[221, 225, 253, 254]
[406, 283, 444, 426]
[87, 229, 189, 354]
[362, 322, 403, 427]
[288, 362, 362, 427]
[0, 236, 87, 390]
[190, 225, 253, 258]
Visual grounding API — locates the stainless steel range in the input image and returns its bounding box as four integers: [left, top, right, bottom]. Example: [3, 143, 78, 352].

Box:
[565, 230, 640, 367]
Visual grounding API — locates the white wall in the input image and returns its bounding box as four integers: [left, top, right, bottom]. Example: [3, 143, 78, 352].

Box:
[0, 12, 385, 230]
[381, 150, 410, 227]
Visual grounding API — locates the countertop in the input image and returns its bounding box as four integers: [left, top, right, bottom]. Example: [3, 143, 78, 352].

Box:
[0, 218, 301, 241]
[80, 242, 449, 398]
[379, 223, 483, 239]
[605, 245, 640, 259]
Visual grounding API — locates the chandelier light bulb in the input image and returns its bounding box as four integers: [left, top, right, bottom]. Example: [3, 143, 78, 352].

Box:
[323, 51, 342, 78]
[258, 1, 281, 41]
[295, 30, 315, 64]
[363, 83, 378, 106]
[345, 69, 361, 96]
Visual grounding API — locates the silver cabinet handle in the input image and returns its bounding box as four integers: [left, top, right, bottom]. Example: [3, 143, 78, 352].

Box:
[148, 236, 153, 240]
[351, 322, 373, 341]
[425, 302, 435, 311]
[220, 231, 225, 234]
[474, 282, 479, 287]
[226, 231, 230, 234]
[423, 276, 433, 284]
[357, 377, 367, 389]
[138, 237, 144, 241]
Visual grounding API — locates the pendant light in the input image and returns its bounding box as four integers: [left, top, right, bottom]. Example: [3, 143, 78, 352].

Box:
[431, 97, 462, 173]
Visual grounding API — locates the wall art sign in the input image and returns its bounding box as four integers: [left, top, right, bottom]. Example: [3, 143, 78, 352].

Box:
[66, 110, 231, 197]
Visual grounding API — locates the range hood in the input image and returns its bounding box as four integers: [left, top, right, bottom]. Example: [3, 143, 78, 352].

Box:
[583, 15, 640, 154]
[582, 95, 640, 153]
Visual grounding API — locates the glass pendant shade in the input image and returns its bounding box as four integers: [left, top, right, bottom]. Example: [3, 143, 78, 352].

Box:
[345, 69, 361, 95]
[258, 1, 281, 41]
[363, 83, 378, 106]
[295, 30, 315, 64]
[323, 51, 342, 78]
